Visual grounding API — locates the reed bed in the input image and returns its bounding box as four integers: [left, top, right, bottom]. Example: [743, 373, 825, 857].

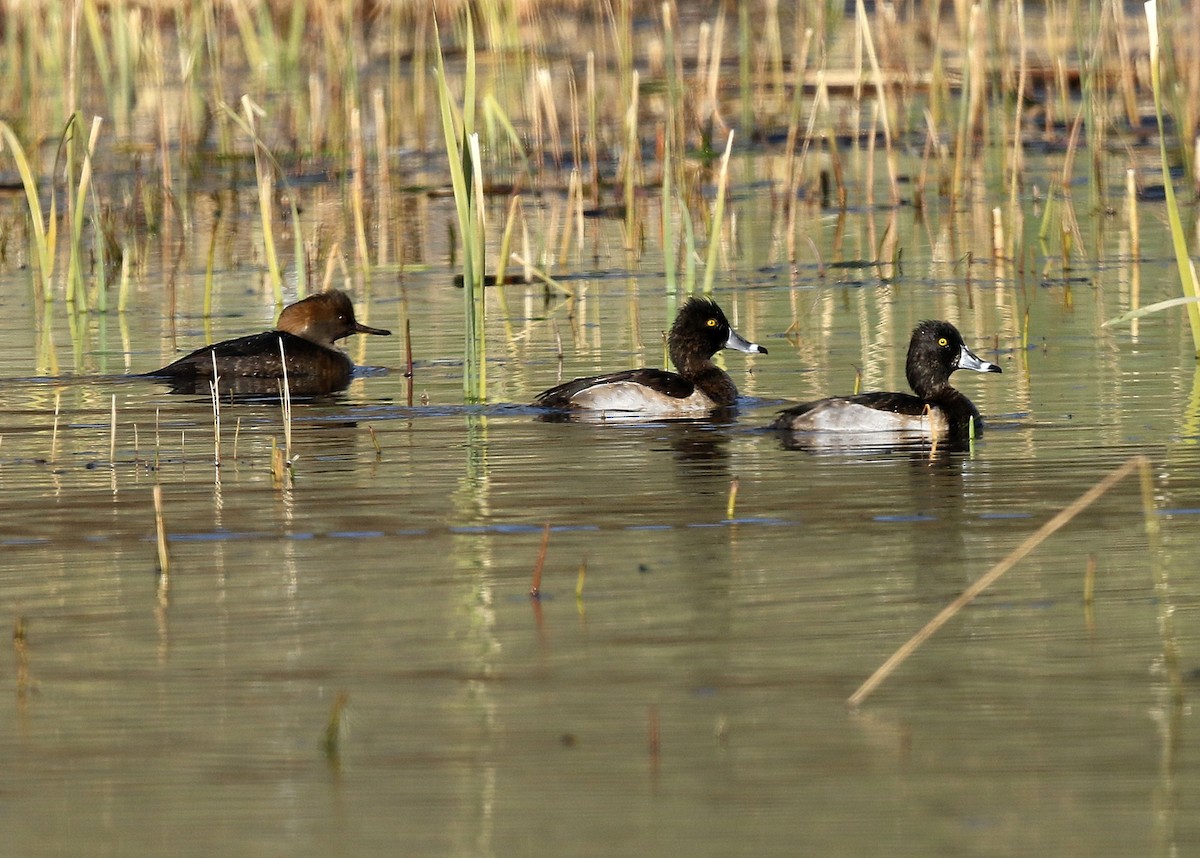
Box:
[0, 1, 1194, 386]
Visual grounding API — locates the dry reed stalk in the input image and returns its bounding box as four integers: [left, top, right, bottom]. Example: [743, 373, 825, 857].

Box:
[536, 68, 562, 167]
[109, 394, 117, 466]
[1007, 0, 1027, 219]
[529, 523, 551, 598]
[738, 1, 753, 139]
[782, 26, 813, 210]
[208, 351, 221, 467]
[855, 0, 899, 206]
[1126, 168, 1139, 259]
[848, 455, 1156, 708]
[586, 51, 598, 204]
[278, 338, 293, 461]
[647, 704, 661, 770]
[725, 476, 740, 520]
[153, 484, 170, 576]
[350, 107, 370, 281]
[13, 614, 30, 704]
[367, 424, 381, 458]
[322, 691, 350, 758]
[576, 557, 587, 599]
[558, 171, 580, 265]
[404, 317, 414, 407]
[239, 96, 283, 304]
[50, 390, 62, 462]
[701, 130, 735, 293]
[865, 103, 877, 209]
[372, 88, 391, 266]
[705, 11, 727, 147]
[622, 69, 640, 249]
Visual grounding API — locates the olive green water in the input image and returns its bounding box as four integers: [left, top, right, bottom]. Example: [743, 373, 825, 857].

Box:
[2, 179, 1200, 856]
[2, 13, 1200, 855]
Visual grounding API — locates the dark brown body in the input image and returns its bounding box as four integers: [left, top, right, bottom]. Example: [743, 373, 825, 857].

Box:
[146, 290, 390, 396]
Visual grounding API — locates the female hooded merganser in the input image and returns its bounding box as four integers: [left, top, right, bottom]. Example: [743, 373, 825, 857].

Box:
[534, 297, 767, 416]
[770, 320, 1001, 440]
[147, 289, 391, 395]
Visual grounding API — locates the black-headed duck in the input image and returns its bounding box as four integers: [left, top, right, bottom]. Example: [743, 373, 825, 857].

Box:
[534, 297, 767, 416]
[770, 320, 1001, 439]
[147, 289, 391, 395]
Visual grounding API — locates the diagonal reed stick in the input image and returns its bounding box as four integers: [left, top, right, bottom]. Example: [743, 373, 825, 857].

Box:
[847, 455, 1154, 708]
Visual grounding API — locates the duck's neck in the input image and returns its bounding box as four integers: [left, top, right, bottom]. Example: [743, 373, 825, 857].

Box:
[670, 343, 712, 379]
[673, 349, 738, 406]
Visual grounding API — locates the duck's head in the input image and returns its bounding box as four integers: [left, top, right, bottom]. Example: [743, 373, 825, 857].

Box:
[669, 297, 768, 366]
[905, 320, 1001, 397]
[275, 290, 391, 348]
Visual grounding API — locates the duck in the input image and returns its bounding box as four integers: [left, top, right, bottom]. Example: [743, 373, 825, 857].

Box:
[534, 297, 767, 415]
[770, 320, 1001, 439]
[146, 289, 391, 396]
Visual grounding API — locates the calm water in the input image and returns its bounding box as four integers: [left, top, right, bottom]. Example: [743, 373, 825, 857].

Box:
[3, 167, 1200, 855]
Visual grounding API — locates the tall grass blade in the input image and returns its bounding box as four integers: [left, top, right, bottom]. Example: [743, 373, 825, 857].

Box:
[0, 121, 54, 303]
[1145, 0, 1200, 355]
[702, 131, 734, 294]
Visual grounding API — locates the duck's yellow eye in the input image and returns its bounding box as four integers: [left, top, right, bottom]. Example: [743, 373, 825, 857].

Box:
[706, 318, 718, 327]
[938, 337, 949, 347]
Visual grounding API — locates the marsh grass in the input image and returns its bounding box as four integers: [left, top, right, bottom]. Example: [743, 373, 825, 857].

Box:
[1144, 0, 1200, 355]
[434, 12, 487, 402]
[0, 1, 1194, 404]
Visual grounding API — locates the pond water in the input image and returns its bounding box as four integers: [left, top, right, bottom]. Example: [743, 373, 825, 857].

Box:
[3, 38, 1200, 854]
[3, 180, 1199, 855]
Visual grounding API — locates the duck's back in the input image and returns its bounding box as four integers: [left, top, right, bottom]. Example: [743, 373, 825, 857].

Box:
[151, 331, 355, 395]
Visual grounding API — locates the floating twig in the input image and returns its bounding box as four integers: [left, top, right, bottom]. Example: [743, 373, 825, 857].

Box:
[153, 484, 170, 578]
[530, 523, 551, 598]
[322, 691, 351, 759]
[848, 455, 1155, 708]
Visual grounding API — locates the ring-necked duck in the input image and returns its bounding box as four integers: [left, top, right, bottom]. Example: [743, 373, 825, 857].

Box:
[534, 297, 767, 415]
[146, 289, 391, 395]
[770, 320, 1001, 439]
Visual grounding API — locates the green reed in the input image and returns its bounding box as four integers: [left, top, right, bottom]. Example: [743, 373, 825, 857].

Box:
[434, 12, 487, 403]
[0, 121, 55, 304]
[1146, 0, 1200, 355]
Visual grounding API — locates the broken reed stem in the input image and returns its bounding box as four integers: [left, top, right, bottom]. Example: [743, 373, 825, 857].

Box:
[847, 454, 1154, 708]
[279, 337, 293, 458]
[208, 350, 221, 467]
[576, 557, 587, 598]
[404, 316, 414, 407]
[322, 690, 351, 758]
[701, 130, 735, 294]
[367, 424, 381, 458]
[726, 476, 740, 519]
[153, 483, 170, 576]
[529, 523, 551, 598]
[109, 393, 117, 466]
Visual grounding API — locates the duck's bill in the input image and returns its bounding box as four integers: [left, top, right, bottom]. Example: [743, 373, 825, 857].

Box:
[957, 345, 1001, 373]
[355, 322, 392, 336]
[724, 328, 768, 355]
